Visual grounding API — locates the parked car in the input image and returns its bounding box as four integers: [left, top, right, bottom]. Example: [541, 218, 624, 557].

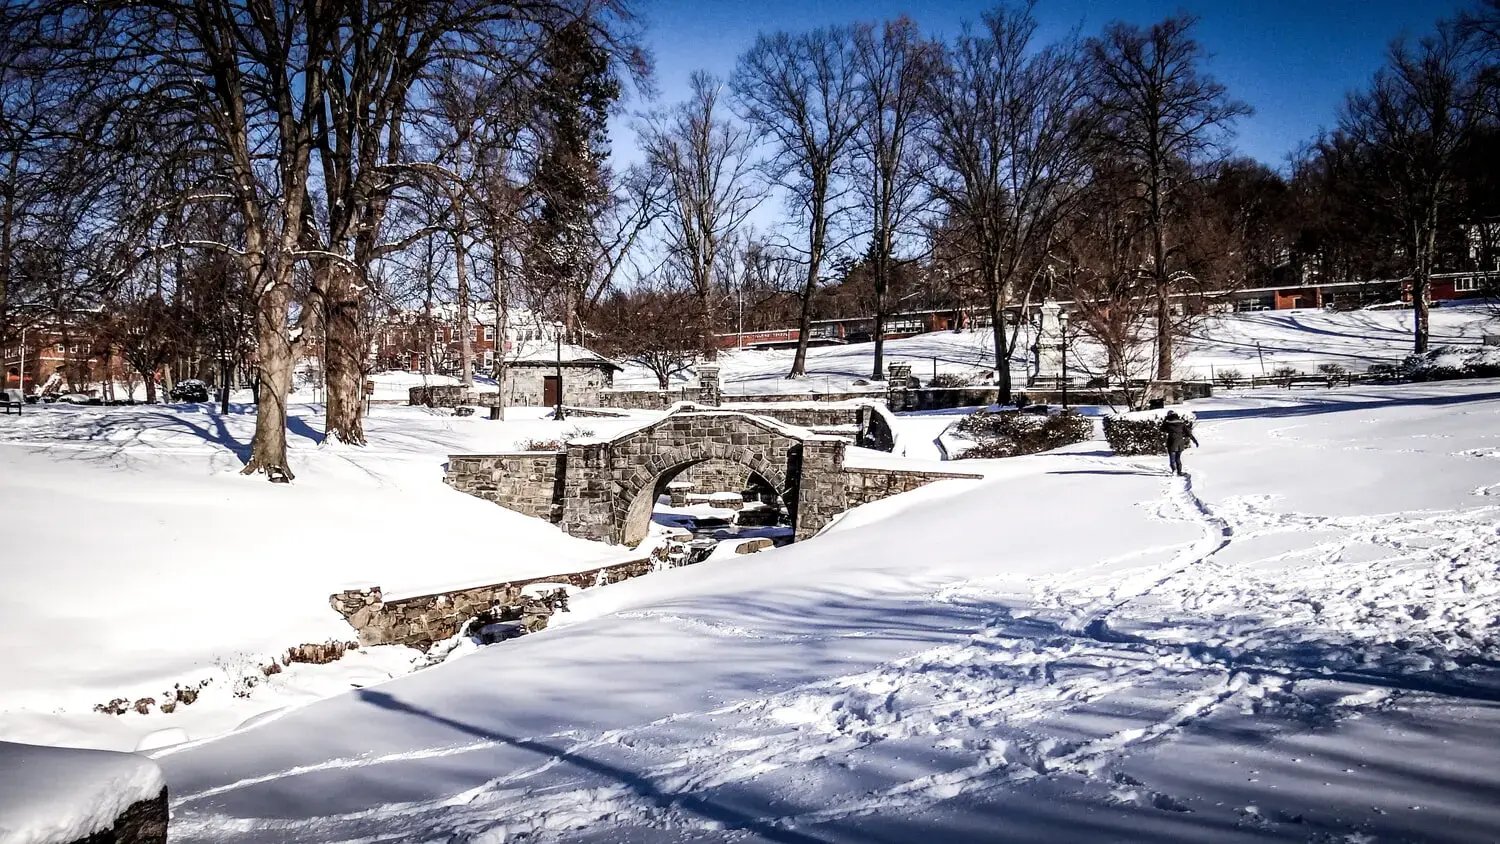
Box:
[53, 392, 96, 405]
[170, 379, 210, 403]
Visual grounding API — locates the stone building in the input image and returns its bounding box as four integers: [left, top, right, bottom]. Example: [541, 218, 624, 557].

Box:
[502, 341, 621, 408]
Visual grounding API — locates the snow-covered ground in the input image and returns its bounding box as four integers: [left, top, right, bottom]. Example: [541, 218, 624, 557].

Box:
[0, 401, 661, 752]
[616, 303, 1498, 394]
[127, 379, 1500, 842]
[0, 740, 164, 844]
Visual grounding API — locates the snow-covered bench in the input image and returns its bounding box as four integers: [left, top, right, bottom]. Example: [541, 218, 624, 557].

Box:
[2, 388, 23, 415]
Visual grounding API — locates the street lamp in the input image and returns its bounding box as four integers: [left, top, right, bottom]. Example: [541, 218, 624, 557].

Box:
[552, 320, 566, 421]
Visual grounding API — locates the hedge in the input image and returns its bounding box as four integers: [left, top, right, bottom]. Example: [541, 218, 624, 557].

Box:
[954, 409, 1095, 459]
[1402, 346, 1500, 381]
[1102, 411, 1196, 455]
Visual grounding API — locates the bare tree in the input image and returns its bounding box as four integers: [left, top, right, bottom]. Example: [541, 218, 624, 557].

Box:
[1088, 14, 1249, 379]
[640, 71, 761, 359]
[733, 26, 862, 378]
[851, 17, 939, 379]
[593, 270, 701, 389]
[925, 5, 1094, 403]
[1339, 22, 1491, 352]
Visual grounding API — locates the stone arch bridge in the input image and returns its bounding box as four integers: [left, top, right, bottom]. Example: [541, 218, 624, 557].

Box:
[446, 407, 981, 547]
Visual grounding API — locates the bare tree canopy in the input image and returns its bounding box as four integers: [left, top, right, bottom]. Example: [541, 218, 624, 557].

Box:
[1338, 21, 1492, 353]
[733, 25, 863, 378]
[640, 71, 762, 359]
[1088, 13, 1250, 381]
[925, 4, 1094, 402]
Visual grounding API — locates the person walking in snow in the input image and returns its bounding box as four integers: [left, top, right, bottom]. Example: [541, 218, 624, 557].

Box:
[1159, 411, 1200, 476]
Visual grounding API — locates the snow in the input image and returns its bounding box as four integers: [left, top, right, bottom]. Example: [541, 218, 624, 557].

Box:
[0, 402, 660, 751]
[6, 302, 1500, 839]
[130, 379, 1500, 842]
[615, 303, 1498, 395]
[0, 741, 163, 844]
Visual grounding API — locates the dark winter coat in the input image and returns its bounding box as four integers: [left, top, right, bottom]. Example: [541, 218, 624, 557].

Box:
[1160, 418, 1199, 452]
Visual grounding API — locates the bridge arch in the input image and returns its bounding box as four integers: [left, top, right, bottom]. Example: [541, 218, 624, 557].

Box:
[616, 443, 794, 546]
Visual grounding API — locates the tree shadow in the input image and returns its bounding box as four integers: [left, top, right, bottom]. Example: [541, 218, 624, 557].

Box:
[355, 688, 832, 844]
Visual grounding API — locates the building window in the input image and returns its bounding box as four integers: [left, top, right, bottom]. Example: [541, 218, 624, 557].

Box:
[1454, 276, 1482, 293]
[56, 344, 65, 353]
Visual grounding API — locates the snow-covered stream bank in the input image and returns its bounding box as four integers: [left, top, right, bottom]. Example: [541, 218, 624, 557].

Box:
[128, 380, 1500, 842]
[0, 403, 662, 752]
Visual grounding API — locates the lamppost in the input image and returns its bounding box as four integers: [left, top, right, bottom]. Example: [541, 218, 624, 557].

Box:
[552, 321, 566, 421]
[17, 325, 26, 398]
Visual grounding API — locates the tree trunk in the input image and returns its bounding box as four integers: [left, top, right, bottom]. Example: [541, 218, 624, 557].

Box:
[871, 232, 888, 380]
[789, 272, 816, 378]
[1154, 288, 1173, 380]
[143, 373, 157, 404]
[789, 187, 829, 378]
[243, 282, 295, 480]
[456, 226, 474, 388]
[323, 264, 367, 446]
[1413, 223, 1435, 354]
[700, 285, 719, 362]
[989, 291, 1011, 405]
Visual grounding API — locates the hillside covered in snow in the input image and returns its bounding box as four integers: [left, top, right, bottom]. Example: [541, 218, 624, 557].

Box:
[145, 379, 1500, 842]
[617, 303, 1498, 395]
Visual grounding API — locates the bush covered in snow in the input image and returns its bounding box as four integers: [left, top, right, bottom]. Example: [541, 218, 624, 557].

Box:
[954, 409, 1094, 459]
[1402, 345, 1500, 381]
[927, 372, 977, 388]
[516, 425, 596, 452]
[1103, 411, 1195, 455]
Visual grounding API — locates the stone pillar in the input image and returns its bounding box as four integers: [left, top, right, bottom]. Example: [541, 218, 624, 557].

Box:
[792, 438, 848, 541]
[560, 440, 616, 543]
[886, 362, 912, 411]
[697, 364, 721, 407]
[1030, 298, 1065, 386]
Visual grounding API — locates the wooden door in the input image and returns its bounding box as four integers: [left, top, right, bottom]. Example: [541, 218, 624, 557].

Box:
[543, 375, 561, 407]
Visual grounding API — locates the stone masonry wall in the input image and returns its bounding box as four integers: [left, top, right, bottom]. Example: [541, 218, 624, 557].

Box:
[445, 452, 565, 522]
[597, 388, 693, 410]
[792, 438, 849, 541]
[723, 404, 861, 429]
[331, 558, 655, 649]
[842, 466, 983, 507]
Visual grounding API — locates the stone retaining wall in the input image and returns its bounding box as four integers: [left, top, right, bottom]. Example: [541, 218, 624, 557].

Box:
[598, 388, 693, 409]
[331, 558, 654, 648]
[73, 788, 169, 844]
[446, 452, 565, 522]
[842, 465, 984, 507]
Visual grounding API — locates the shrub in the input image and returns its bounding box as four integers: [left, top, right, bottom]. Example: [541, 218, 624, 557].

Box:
[928, 371, 977, 388]
[955, 409, 1094, 459]
[1102, 412, 1195, 456]
[516, 425, 595, 452]
[1317, 362, 1348, 385]
[1270, 366, 1299, 387]
[1402, 345, 1500, 381]
[1214, 368, 1243, 389]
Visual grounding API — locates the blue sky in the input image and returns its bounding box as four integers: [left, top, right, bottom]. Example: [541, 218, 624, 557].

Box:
[614, 0, 1468, 171]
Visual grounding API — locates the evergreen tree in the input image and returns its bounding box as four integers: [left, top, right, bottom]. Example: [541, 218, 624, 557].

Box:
[530, 18, 620, 341]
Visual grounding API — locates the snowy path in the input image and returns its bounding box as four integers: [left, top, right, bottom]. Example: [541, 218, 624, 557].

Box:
[153, 382, 1500, 842]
